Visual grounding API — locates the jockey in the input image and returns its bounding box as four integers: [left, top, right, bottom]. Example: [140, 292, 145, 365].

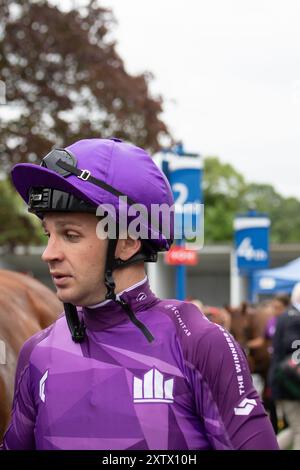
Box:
[2, 138, 278, 450]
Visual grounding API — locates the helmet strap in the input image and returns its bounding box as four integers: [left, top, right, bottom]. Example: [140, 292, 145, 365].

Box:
[104, 236, 157, 299]
[64, 302, 86, 343]
[103, 236, 154, 343]
[65, 231, 155, 344]
[104, 238, 119, 301]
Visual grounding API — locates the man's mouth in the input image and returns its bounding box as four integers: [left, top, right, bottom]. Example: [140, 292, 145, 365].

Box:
[50, 272, 72, 286]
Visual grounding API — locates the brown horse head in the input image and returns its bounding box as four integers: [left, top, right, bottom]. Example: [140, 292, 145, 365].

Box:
[0, 270, 62, 440]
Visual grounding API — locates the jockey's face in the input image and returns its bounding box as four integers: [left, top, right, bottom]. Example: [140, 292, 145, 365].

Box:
[41, 212, 108, 306]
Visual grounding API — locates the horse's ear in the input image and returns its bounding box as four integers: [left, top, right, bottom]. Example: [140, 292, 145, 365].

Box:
[241, 301, 248, 315]
[223, 304, 233, 314]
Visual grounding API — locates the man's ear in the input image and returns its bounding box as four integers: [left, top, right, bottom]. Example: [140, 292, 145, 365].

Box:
[115, 238, 142, 261]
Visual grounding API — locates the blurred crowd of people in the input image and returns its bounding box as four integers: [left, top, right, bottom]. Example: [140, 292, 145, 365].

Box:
[189, 283, 300, 450]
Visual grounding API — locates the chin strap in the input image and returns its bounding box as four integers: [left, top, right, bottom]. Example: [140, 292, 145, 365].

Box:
[115, 297, 154, 343]
[65, 238, 155, 344]
[104, 238, 119, 301]
[64, 302, 86, 343]
[104, 238, 154, 343]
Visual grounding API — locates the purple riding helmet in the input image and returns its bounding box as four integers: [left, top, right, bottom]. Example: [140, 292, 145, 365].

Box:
[11, 138, 174, 343]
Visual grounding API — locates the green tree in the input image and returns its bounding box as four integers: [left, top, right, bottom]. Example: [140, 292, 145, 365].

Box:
[203, 157, 247, 242]
[273, 197, 300, 243]
[203, 157, 300, 243]
[0, 0, 170, 172]
[242, 183, 300, 243]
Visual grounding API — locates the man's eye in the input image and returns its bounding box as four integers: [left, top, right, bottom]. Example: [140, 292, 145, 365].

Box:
[65, 232, 79, 241]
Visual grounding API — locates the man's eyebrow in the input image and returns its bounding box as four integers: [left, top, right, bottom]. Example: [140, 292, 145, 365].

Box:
[41, 219, 83, 229]
[55, 220, 83, 227]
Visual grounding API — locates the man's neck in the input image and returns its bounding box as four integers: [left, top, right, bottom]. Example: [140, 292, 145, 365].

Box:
[78, 264, 147, 308]
[114, 262, 146, 295]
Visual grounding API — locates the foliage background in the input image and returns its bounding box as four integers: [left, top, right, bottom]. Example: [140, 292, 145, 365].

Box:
[0, 0, 299, 247]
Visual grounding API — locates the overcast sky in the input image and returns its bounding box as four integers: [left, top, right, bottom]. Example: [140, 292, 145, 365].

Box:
[98, 0, 300, 200]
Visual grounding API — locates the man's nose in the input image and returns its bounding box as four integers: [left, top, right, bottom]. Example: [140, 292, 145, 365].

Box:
[42, 236, 64, 263]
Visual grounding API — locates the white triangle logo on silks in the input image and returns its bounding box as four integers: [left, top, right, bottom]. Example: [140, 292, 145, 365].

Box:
[39, 370, 49, 403]
[234, 398, 257, 416]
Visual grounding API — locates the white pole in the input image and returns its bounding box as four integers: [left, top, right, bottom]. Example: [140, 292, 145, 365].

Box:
[230, 247, 244, 307]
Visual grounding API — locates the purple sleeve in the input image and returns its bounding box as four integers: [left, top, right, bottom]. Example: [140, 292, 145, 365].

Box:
[2, 342, 37, 449]
[191, 323, 279, 450]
